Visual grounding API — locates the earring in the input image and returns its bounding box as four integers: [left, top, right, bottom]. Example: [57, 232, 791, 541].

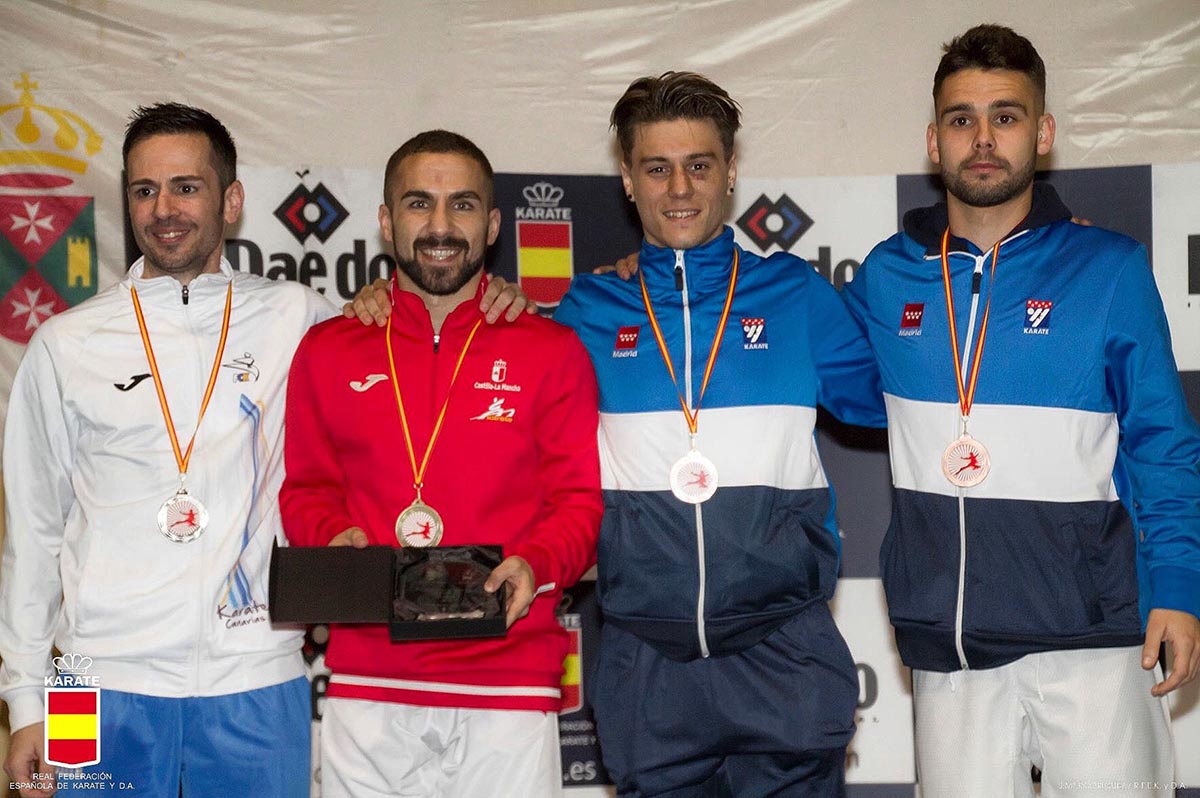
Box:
[626, 193, 634, 201]
[727, 185, 735, 195]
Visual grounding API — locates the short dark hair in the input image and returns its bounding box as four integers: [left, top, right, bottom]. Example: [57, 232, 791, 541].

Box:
[934, 25, 1047, 111]
[610, 71, 741, 162]
[383, 130, 495, 208]
[123, 103, 237, 189]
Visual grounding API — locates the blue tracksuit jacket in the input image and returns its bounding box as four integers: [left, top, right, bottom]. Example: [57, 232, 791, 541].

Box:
[555, 227, 885, 663]
[842, 183, 1200, 672]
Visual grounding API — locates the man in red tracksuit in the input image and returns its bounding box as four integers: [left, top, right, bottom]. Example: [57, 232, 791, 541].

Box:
[280, 129, 602, 798]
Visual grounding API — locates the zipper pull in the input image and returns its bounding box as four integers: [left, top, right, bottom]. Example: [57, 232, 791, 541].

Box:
[674, 250, 685, 291]
[971, 271, 982, 295]
[181, 284, 189, 305]
[433, 333, 440, 354]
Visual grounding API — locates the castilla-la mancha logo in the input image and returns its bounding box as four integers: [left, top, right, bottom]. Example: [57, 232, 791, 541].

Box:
[43, 653, 101, 768]
[0, 74, 100, 344]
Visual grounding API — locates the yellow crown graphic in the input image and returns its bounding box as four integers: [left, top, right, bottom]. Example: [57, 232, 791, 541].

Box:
[0, 74, 102, 175]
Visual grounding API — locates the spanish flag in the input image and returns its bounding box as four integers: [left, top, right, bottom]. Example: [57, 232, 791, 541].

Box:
[44, 689, 100, 767]
[516, 221, 573, 306]
[559, 615, 582, 715]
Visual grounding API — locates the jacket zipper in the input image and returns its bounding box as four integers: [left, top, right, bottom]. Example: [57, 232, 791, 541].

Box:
[951, 250, 988, 671]
[676, 249, 711, 659]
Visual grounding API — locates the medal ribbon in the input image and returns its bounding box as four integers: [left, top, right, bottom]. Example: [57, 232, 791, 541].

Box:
[638, 251, 739, 437]
[131, 282, 233, 483]
[940, 228, 1001, 426]
[386, 314, 482, 497]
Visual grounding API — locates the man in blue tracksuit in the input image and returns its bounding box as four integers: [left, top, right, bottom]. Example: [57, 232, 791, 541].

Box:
[555, 71, 885, 798]
[842, 25, 1200, 797]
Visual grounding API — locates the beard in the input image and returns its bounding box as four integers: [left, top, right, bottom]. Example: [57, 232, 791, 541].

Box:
[393, 235, 485, 296]
[941, 154, 1036, 208]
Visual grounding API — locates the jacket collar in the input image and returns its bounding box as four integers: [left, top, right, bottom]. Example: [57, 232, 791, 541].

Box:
[124, 257, 234, 302]
[388, 272, 488, 339]
[903, 181, 1072, 256]
[638, 227, 739, 299]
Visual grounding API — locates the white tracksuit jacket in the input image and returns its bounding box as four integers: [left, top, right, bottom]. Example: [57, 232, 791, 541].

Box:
[0, 258, 334, 730]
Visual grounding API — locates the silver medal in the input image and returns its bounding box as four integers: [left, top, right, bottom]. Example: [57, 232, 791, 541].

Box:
[396, 500, 444, 547]
[941, 434, 990, 488]
[669, 450, 719, 504]
[157, 490, 208, 543]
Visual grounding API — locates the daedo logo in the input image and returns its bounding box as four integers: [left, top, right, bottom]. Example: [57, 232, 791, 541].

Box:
[273, 182, 348, 244]
[736, 193, 812, 252]
[0, 73, 100, 344]
[226, 170, 394, 300]
[735, 193, 859, 288]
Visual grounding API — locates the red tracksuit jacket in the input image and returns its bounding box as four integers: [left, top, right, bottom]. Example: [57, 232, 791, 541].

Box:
[280, 277, 602, 711]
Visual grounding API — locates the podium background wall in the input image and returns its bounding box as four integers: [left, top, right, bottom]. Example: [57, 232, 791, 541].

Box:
[2, 2, 1199, 796]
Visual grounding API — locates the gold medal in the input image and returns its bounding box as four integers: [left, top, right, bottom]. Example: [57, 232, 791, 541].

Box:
[669, 450, 719, 504]
[131, 282, 232, 543]
[395, 499, 444, 547]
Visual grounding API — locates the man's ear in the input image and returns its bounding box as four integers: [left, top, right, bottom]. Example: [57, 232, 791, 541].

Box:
[378, 204, 394, 244]
[1036, 113, 1056, 156]
[926, 122, 941, 166]
[487, 206, 501, 247]
[620, 161, 634, 202]
[223, 180, 245, 224]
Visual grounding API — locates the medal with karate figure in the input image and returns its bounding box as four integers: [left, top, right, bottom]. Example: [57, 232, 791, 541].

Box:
[386, 309, 482, 546]
[639, 253, 739, 506]
[937, 229, 1001, 489]
[131, 282, 232, 543]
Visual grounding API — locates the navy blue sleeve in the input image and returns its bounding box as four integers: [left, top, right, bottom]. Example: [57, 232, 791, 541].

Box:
[1104, 246, 1200, 619]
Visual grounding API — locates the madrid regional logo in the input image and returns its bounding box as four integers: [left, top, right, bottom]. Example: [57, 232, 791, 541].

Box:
[0, 74, 100, 344]
[44, 653, 101, 768]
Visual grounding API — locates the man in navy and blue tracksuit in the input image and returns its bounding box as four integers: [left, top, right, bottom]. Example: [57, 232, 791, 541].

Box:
[842, 25, 1200, 797]
[555, 71, 885, 798]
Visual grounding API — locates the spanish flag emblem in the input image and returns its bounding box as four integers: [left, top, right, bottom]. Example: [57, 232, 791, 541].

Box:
[516, 220, 573, 307]
[559, 613, 583, 715]
[44, 688, 100, 767]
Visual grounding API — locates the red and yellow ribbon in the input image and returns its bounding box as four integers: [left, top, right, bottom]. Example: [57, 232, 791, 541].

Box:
[940, 229, 1001, 423]
[386, 314, 482, 497]
[131, 282, 232, 482]
[638, 251, 739, 437]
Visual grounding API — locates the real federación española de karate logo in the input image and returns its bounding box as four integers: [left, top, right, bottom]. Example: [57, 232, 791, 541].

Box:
[44, 653, 101, 768]
[0, 74, 100, 344]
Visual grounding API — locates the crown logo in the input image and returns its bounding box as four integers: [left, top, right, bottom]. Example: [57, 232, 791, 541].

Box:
[1, 74, 103, 175]
[522, 182, 564, 208]
[52, 653, 94, 675]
